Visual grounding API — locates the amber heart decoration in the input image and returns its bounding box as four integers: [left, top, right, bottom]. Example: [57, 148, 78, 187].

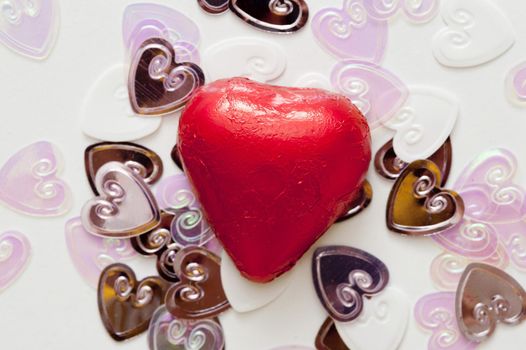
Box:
[128, 38, 205, 116]
[165, 246, 230, 319]
[315, 317, 350, 350]
[98, 263, 169, 341]
[386, 159, 464, 236]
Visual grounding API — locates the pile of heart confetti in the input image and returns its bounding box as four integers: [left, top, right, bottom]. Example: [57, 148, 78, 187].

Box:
[3, 0, 526, 349]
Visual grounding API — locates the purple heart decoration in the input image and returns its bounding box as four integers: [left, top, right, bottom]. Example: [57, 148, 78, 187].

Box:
[362, 0, 439, 23]
[0, 231, 30, 291]
[312, 0, 388, 62]
[312, 246, 389, 322]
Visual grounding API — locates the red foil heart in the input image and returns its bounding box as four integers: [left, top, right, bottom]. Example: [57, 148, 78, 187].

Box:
[178, 78, 371, 282]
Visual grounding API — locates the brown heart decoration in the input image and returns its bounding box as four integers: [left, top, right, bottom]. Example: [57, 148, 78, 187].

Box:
[456, 263, 526, 342]
[165, 246, 230, 319]
[386, 159, 464, 236]
[230, 0, 309, 33]
[197, 0, 229, 14]
[170, 143, 184, 172]
[336, 179, 373, 222]
[131, 209, 175, 256]
[375, 137, 452, 185]
[98, 263, 169, 341]
[128, 37, 205, 116]
[315, 317, 350, 350]
[85, 142, 163, 195]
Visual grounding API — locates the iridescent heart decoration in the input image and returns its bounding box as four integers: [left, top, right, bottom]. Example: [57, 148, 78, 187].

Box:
[81, 161, 160, 238]
[506, 61, 526, 106]
[315, 317, 349, 350]
[98, 263, 169, 341]
[387, 160, 464, 236]
[229, 0, 309, 33]
[336, 180, 373, 222]
[128, 37, 205, 116]
[197, 0, 229, 14]
[312, 246, 389, 322]
[0, 231, 30, 291]
[362, 0, 439, 22]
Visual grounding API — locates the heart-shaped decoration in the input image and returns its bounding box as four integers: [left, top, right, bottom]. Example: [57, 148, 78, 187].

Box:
[131, 210, 176, 257]
[165, 246, 230, 319]
[98, 263, 169, 341]
[170, 145, 184, 172]
[81, 161, 160, 238]
[375, 137, 452, 185]
[456, 263, 526, 342]
[315, 318, 349, 350]
[335, 287, 410, 350]
[0, 141, 71, 216]
[506, 61, 526, 106]
[229, 0, 309, 33]
[85, 142, 163, 195]
[312, 246, 389, 322]
[336, 179, 373, 222]
[178, 78, 371, 282]
[198, 0, 229, 14]
[414, 292, 478, 350]
[362, 0, 439, 22]
[311, 0, 388, 62]
[0, 0, 58, 59]
[0, 231, 30, 291]
[65, 217, 136, 288]
[129, 37, 205, 116]
[432, 0, 515, 68]
[386, 159, 464, 236]
[148, 305, 225, 350]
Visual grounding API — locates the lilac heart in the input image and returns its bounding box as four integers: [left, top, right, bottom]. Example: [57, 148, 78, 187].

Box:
[414, 292, 477, 350]
[493, 220, 526, 271]
[331, 60, 408, 129]
[0, 141, 71, 216]
[312, 0, 388, 63]
[0, 0, 58, 59]
[0, 231, 30, 291]
[362, 0, 439, 23]
[65, 217, 136, 288]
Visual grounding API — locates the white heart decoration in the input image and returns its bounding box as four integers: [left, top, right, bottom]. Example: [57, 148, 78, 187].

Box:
[382, 86, 459, 163]
[335, 287, 410, 350]
[203, 37, 287, 83]
[432, 0, 515, 68]
[220, 250, 290, 313]
[80, 64, 162, 141]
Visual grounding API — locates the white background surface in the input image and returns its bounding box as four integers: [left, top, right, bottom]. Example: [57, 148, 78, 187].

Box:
[1, 0, 526, 349]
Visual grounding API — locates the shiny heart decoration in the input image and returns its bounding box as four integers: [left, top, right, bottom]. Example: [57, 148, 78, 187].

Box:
[387, 160, 464, 236]
[131, 210, 175, 257]
[0, 231, 30, 291]
[198, 0, 229, 14]
[203, 37, 287, 83]
[311, 0, 388, 63]
[315, 318, 349, 350]
[98, 263, 169, 341]
[148, 305, 225, 350]
[414, 292, 478, 350]
[331, 60, 408, 129]
[375, 137, 452, 185]
[229, 0, 309, 33]
[432, 0, 515, 68]
[312, 246, 389, 322]
[65, 217, 136, 288]
[129, 37, 205, 116]
[170, 145, 184, 172]
[0, 0, 58, 59]
[220, 250, 290, 313]
[362, 0, 439, 22]
[165, 247, 230, 319]
[0, 141, 71, 216]
[383, 86, 459, 162]
[85, 142, 163, 195]
[336, 179, 373, 222]
[81, 161, 160, 238]
[335, 287, 410, 350]
[506, 61, 526, 106]
[456, 263, 526, 342]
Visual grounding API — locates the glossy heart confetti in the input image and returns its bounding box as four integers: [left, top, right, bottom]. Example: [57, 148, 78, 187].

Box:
[331, 60, 408, 129]
[198, 0, 229, 14]
[129, 37, 205, 116]
[81, 161, 160, 238]
[0, 0, 59, 59]
[65, 217, 136, 288]
[148, 305, 225, 350]
[387, 160, 464, 236]
[432, 0, 515, 68]
[98, 263, 169, 341]
[0, 231, 30, 291]
[336, 180, 373, 222]
[229, 0, 309, 33]
[312, 246, 389, 322]
[85, 142, 163, 195]
[315, 318, 349, 350]
[456, 263, 526, 342]
[506, 61, 526, 106]
[375, 138, 452, 185]
[165, 247, 230, 319]
[311, 0, 388, 63]
[0, 141, 71, 216]
[362, 0, 439, 22]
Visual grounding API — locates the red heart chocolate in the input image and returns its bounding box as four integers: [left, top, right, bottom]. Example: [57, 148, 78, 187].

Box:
[177, 78, 371, 282]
